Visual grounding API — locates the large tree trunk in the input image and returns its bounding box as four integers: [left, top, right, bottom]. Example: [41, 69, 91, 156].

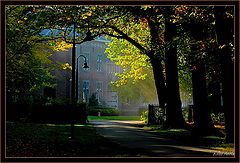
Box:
[214, 6, 234, 143]
[164, 20, 186, 128]
[191, 62, 215, 136]
[221, 51, 234, 143]
[187, 20, 216, 136]
[147, 10, 186, 128]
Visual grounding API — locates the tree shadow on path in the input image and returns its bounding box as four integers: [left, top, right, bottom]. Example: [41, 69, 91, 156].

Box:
[91, 120, 233, 157]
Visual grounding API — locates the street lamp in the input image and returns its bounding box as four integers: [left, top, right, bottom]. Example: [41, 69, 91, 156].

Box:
[71, 23, 94, 103]
[70, 23, 94, 139]
[76, 55, 89, 102]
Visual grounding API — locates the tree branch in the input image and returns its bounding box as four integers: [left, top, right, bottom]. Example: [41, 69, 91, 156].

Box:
[63, 26, 73, 44]
[92, 32, 124, 40]
[108, 25, 147, 54]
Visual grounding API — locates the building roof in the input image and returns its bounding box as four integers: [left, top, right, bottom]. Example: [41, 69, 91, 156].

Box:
[39, 28, 111, 43]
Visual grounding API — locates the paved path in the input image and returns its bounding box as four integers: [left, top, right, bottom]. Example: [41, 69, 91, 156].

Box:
[90, 120, 221, 157]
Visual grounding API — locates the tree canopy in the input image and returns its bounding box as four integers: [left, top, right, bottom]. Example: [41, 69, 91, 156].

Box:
[6, 6, 55, 102]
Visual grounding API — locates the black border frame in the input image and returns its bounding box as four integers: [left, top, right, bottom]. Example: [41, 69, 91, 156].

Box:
[1, 0, 239, 162]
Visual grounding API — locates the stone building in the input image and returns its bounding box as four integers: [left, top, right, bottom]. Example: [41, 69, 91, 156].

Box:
[43, 33, 154, 115]
[47, 36, 121, 109]
[76, 36, 121, 108]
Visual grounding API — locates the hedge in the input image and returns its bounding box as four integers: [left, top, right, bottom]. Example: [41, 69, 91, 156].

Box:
[87, 107, 120, 116]
[7, 103, 87, 124]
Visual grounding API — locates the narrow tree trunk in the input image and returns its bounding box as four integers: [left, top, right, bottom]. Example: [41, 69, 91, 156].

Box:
[208, 75, 222, 113]
[147, 17, 167, 109]
[214, 6, 234, 143]
[164, 20, 186, 128]
[150, 57, 166, 109]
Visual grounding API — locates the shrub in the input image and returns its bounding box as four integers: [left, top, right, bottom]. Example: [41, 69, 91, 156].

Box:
[88, 93, 99, 107]
[30, 104, 87, 124]
[47, 98, 70, 106]
[140, 110, 148, 123]
[181, 107, 189, 121]
[87, 107, 120, 116]
[138, 108, 148, 116]
[211, 113, 225, 124]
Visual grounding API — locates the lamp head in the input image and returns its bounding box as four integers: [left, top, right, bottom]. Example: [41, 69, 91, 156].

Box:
[83, 31, 94, 42]
[83, 62, 89, 69]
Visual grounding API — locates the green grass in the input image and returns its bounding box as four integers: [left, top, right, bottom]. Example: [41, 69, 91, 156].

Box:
[88, 116, 141, 121]
[6, 121, 145, 157]
[143, 125, 234, 153]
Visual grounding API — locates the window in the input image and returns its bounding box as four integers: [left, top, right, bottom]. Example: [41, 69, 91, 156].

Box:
[97, 54, 102, 62]
[83, 80, 90, 102]
[97, 62, 102, 72]
[96, 81, 103, 105]
[96, 54, 102, 72]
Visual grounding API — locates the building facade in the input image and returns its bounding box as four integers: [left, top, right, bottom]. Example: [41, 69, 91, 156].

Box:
[76, 37, 121, 108]
[48, 36, 121, 109]
[45, 35, 153, 115]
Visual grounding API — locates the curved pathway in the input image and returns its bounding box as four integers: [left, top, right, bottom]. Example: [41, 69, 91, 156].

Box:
[90, 120, 221, 157]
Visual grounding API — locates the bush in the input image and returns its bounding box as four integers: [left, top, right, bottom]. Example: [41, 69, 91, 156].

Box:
[87, 107, 120, 116]
[7, 97, 76, 122]
[88, 94, 98, 107]
[7, 102, 29, 121]
[140, 110, 148, 123]
[30, 103, 87, 124]
[138, 108, 148, 116]
[181, 107, 189, 121]
[211, 113, 225, 124]
[47, 98, 70, 106]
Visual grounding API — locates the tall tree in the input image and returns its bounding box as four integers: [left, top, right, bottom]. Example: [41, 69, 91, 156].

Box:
[184, 7, 216, 135]
[105, 36, 158, 103]
[214, 6, 234, 143]
[163, 7, 186, 128]
[6, 6, 55, 104]
[96, 6, 187, 128]
[172, 6, 234, 136]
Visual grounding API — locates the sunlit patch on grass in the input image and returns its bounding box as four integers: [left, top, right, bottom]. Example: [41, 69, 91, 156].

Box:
[46, 124, 92, 127]
[210, 147, 235, 153]
[214, 124, 225, 129]
[169, 129, 189, 132]
[204, 136, 224, 140]
[88, 116, 140, 121]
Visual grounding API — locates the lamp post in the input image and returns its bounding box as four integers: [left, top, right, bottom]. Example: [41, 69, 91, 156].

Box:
[76, 55, 89, 102]
[70, 23, 94, 139]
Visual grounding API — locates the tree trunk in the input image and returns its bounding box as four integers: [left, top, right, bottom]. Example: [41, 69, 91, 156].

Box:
[164, 20, 186, 128]
[147, 17, 167, 109]
[208, 76, 222, 114]
[147, 12, 186, 128]
[214, 6, 234, 143]
[187, 19, 217, 136]
[150, 57, 166, 109]
[221, 53, 234, 143]
[191, 62, 215, 136]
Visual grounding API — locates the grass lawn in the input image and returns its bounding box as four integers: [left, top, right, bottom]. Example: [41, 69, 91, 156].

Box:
[143, 125, 234, 153]
[6, 121, 145, 157]
[88, 116, 141, 121]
